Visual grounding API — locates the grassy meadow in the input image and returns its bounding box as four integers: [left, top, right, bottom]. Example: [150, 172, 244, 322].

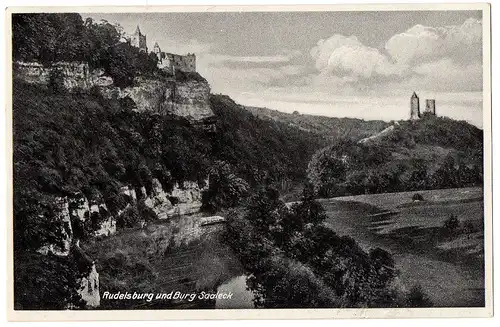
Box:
[320, 187, 484, 307]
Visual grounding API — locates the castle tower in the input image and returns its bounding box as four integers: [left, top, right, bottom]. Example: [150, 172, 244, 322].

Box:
[130, 25, 147, 53]
[153, 42, 160, 54]
[410, 91, 420, 120]
[153, 42, 161, 61]
[425, 99, 436, 115]
[184, 53, 196, 72]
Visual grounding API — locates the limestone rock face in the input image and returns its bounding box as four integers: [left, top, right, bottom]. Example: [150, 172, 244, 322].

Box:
[89, 201, 117, 237]
[14, 61, 113, 91]
[14, 61, 215, 123]
[140, 178, 208, 219]
[161, 79, 213, 121]
[77, 262, 100, 308]
[37, 196, 73, 257]
[119, 185, 137, 202]
[69, 193, 90, 221]
[34, 194, 102, 308]
[166, 180, 207, 217]
[148, 178, 173, 219]
[102, 77, 214, 123]
[119, 78, 166, 112]
[94, 217, 117, 237]
[13, 62, 50, 84]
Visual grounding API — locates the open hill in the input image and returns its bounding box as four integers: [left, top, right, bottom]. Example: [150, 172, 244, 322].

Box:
[307, 115, 483, 197]
[244, 105, 389, 141]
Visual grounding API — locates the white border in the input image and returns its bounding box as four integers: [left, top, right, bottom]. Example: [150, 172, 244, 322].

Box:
[3, 2, 493, 322]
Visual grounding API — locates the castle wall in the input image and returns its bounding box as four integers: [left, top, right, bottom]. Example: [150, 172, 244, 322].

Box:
[165, 53, 196, 73]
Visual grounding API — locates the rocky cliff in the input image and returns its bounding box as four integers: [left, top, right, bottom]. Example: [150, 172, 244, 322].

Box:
[14, 61, 215, 123]
[34, 194, 105, 308]
[14, 61, 113, 91]
[77, 262, 100, 308]
[128, 178, 208, 221]
[36, 196, 73, 257]
[102, 77, 214, 123]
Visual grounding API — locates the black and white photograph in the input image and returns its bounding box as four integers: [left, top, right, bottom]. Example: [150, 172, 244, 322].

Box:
[6, 3, 492, 320]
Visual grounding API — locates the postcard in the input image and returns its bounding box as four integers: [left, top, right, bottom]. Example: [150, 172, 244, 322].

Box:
[5, 3, 492, 320]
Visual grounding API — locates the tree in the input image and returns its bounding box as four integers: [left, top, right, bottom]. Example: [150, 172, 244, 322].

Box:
[432, 155, 458, 189]
[201, 161, 249, 212]
[443, 214, 460, 231]
[412, 193, 424, 202]
[406, 284, 433, 307]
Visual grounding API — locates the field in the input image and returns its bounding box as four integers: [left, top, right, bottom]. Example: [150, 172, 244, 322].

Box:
[320, 187, 485, 307]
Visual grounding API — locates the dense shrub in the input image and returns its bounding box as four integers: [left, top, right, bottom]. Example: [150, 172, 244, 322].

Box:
[210, 95, 326, 189]
[201, 161, 249, 212]
[443, 214, 460, 231]
[224, 185, 417, 308]
[12, 81, 212, 250]
[116, 206, 141, 229]
[405, 284, 433, 307]
[14, 252, 85, 310]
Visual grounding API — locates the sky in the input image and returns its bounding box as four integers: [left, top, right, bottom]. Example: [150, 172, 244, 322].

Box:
[84, 10, 484, 127]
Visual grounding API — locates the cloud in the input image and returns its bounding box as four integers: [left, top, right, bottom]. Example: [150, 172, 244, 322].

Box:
[385, 18, 482, 65]
[308, 18, 482, 94]
[310, 35, 406, 80]
[411, 58, 482, 92]
[197, 51, 310, 92]
[209, 55, 291, 64]
[196, 16, 483, 122]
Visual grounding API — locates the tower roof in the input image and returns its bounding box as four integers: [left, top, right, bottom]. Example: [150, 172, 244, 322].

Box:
[153, 42, 159, 48]
[135, 25, 141, 35]
[411, 91, 418, 98]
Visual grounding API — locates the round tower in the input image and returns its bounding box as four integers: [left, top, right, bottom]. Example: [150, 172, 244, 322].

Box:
[410, 91, 420, 120]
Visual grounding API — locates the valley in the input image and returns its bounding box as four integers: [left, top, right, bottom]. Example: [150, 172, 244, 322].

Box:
[320, 187, 484, 307]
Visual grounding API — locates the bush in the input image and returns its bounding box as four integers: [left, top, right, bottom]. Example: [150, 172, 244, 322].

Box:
[201, 161, 249, 212]
[412, 193, 424, 202]
[224, 185, 413, 308]
[443, 214, 460, 231]
[138, 200, 158, 223]
[14, 251, 85, 310]
[116, 205, 140, 228]
[405, 284, 433, 307]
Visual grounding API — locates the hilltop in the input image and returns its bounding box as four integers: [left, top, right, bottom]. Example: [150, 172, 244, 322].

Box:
[307, 115, 483, 197]
[244, 106, 389, 141]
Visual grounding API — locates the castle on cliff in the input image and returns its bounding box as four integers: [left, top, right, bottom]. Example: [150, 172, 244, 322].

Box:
[410, 91, 436, 120]
[125, 25, 196, 74]
[153, 42, 196, 74]
[128, 25, 148, 53]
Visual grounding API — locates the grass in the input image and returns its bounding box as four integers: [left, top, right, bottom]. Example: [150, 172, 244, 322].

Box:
[320, 187, 485, 307]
